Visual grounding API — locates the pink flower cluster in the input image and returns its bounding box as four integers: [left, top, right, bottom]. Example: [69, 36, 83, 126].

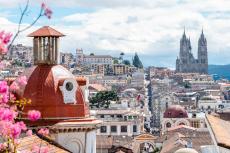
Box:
[0, 143, 6, 151]
[10, 75, 27, 91]
[38, 128, 49, 136]
[41, 3, 52, 19]
[0, 107, 17, 121]
[28, 110, 41, 121]
[0, 31, 12, 54]
[0, 121, 27, 139]
[0, 81, 9, 104]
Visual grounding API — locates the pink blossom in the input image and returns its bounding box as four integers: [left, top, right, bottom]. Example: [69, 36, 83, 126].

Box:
[0, 108, 17, 121]
[0, 143, 6, 151]
[44, 8, 52, 19]
[0, 81, 8, 93]
[10, 93, 16, 101]
[0, 94, 9, 104]
[41, 2, 46, 9]
[2, 32, 12, 44]
[0, 121, 12, 137]
[10, 82, 19, 91]
[10, 123, 22, 139]
[17, 76, 27, 86]
[26, 129, 32, 136]
[41, 146, 49, 153]
[28, 110, 41, 121]
[18, 121, 27, 131]
[14, 139, 20, 145]
[38, 128, 49, 136]
[41, 3, 52, 19]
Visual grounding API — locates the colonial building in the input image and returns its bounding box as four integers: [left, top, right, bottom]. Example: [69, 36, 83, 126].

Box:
[94, 109, 144, 137]
[162, 105, 207, 132]
[76, 48, 113, 66]
[176, 29, 208, 74]
[112, 64, 129, 75]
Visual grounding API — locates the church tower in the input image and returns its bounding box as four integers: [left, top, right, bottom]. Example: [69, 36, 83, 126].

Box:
[178, 29, 191, 72]
[76, 48, 84, 65]
[197, 29, 208, 74]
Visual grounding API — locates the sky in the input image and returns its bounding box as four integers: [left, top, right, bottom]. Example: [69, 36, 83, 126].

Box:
[1, 0, 230, 68]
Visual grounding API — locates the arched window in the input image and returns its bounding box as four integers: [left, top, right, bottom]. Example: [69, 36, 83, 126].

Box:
[179, 122, 185, 126]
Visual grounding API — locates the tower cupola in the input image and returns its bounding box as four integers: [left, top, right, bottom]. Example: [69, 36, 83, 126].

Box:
[28, 26, 65, 65]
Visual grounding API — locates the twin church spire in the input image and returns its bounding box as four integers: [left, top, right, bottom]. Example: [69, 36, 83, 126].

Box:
[176, 28, 208, 74]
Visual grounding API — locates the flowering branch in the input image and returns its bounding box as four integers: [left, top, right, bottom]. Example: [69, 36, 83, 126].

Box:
[0, 1, 53, 152]
[7, 1, 53, 54]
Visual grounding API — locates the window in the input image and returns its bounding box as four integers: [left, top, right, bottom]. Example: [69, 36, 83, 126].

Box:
[166, 122, 171, 128]
[111, 126, 117, 133]
[179, 112, 184, 117]
[121, 126, 127, 133]
[65, 82, 73, 91]
[128, 116, 132, 120]
[100, 126, 107, 133]
[117, 115, 122, 118]
[179, 122, 185, 126]
[133, 125, 137, 132]
[110, 115, 114, 118]
[100, 115, 104, 118]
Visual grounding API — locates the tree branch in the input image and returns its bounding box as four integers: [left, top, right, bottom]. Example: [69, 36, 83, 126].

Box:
[7, 0, 44, 55]
[8, 0, 29, 51]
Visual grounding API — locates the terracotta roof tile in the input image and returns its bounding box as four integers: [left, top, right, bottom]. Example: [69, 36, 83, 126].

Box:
[28, 26, 65, 37]
[17, 135, 70, 153]
[207, 114, 230, 149]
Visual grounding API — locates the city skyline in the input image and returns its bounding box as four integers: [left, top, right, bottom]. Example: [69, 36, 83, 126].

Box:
[1, 0, 230, 68]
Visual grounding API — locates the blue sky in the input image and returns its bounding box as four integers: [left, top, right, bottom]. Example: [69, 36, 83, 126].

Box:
[1, 0, 230, 68]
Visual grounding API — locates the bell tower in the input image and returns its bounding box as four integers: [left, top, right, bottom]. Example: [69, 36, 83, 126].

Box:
[28, 26, 65, 65]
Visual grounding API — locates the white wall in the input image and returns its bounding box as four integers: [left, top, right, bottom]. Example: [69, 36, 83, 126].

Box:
[53, 130, 97, 153]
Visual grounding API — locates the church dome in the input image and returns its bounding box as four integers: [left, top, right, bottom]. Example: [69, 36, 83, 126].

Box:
[163, 105, 188, 118]
[174, 148, 198, 153]
[14, 65, 89, 125]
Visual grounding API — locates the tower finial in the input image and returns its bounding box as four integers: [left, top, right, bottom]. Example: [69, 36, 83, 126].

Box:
[184, 26, 185, 35]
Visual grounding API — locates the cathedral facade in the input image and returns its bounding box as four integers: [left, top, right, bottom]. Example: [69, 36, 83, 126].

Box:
[176, 29, 208, 74]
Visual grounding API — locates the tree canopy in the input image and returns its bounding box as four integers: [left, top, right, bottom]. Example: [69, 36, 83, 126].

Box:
[89, 91, 119, 108]
[132, 52, 143, 68]
[123, 59, 131, 65]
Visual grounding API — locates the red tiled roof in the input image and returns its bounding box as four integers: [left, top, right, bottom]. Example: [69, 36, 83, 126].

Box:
[17, 135, 70, 153]
[14, 65, 89, 126]
[207, 114, 230, 149]
[28, 26, 65, 37]
[164, 105, 188, 118]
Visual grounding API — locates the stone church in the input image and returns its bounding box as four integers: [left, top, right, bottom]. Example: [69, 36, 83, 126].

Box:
[176, 29, 208, 74]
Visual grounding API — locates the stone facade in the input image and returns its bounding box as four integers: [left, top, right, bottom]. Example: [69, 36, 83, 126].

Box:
[176, 29, 208, 74]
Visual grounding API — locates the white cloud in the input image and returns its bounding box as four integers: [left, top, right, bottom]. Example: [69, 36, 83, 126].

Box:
[2, 0, 230, 66]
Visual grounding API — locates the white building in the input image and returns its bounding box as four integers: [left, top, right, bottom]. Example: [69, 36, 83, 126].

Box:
[92, 109, 144, 137]
[76, 48, 113, 65]
[198, 96, 218, 110]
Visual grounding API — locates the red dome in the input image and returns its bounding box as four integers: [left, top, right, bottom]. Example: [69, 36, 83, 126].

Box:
[163, 105, 188, 118]
[14, 65, 89, 125]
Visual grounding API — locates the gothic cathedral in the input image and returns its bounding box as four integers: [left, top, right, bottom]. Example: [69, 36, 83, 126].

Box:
[176, 29, 208, 74]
